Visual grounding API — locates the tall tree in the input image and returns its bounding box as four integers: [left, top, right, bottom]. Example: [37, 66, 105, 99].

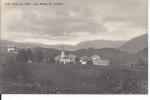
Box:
[17, 49, 28, 62]
[34, 49, 44, 62]
[75, 56, 80, 64]
[26, 49, 33, 61]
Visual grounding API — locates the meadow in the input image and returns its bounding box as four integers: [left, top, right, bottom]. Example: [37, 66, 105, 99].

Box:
[0, 62, 148, 94]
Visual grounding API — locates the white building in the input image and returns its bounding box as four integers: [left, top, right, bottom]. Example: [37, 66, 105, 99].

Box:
[80, 56, 91, 64]
[61, 57, 71, 64]
[7, 46, 16, 52]
[55, 47, 77, 64]
[6, 46, 19, 54]
[91, 55, 110, 66]
[60, 47, 70, 64]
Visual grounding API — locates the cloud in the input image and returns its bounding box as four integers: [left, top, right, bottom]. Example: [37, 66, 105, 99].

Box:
[5, 6, 107, 36]
[1, 0, 148, 45]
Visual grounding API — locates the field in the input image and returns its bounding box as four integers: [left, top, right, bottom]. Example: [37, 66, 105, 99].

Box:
[0, 62, 148, 94]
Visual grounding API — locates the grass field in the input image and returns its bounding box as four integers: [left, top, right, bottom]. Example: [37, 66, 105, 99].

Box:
[0, 62, 148, 94]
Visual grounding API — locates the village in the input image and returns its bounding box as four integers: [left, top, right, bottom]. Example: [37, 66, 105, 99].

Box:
[2, 45, 110, 66]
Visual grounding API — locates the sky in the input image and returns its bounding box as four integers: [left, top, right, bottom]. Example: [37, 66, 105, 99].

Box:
[1, 0, 148, 45]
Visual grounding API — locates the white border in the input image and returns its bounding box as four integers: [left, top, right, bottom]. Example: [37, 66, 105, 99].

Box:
[1, 95, 150, 100]
[1, 0, 150, 100]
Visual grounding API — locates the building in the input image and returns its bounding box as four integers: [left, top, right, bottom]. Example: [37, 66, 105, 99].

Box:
[91, 55, 101, 61]
[1, 46, 17, 53]
[54, 55, 61, 63]
[54, 47, 77, 64]
[91, 55, 110, 66]
[80, 56, 91, 64]
[60, 47, 70, 64]
[7, 46, 16, 52]
[61, 46, 65, 58]
[67, 54, 77, 63]
[61, 56, 71, 64]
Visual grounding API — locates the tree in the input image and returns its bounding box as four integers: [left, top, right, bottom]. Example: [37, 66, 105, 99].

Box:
[87, 60, 93, 65]
[34, 49, 44, 62]
[49, 57, 56, 63]
[75, 56, 80, 64]
[49, 54, 57, 63]
[17, 49, 28, 62]
[26, 49, 33, 61]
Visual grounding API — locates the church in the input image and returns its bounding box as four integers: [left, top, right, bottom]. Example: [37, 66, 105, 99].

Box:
[55, 46, 77, 64]
[60, 47, 71, 64]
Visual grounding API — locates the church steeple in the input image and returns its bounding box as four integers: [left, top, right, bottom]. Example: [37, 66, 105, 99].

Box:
[61, 46, 65, 58]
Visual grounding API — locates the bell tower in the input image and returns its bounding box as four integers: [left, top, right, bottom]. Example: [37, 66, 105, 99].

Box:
[61, 46, 65, 58]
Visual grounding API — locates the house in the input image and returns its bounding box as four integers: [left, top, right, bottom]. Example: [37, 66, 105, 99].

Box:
[91, 55, 101, 61]
[61, 56, 71, 64]
[97, 59, 110, 66]
[7, 46, 16, 53]
[80, 56, 91, 64]
[67, 54, 77, 63]
[91, 55, 110, 66]
[54, 55, 61, 63]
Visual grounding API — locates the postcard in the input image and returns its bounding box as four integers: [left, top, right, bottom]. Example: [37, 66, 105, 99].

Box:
[0, 0, 148, 94]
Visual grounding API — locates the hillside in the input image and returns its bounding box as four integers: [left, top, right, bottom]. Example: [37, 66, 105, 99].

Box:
[1, 40, 36, 48]
[121, 48, 148, 68]
[73, 48, 132, 65]
[135, 48, 148, 58]
[1, 39, 126, 51]
[1, 62, 147, 93]
[76, 40, 125, 50]
[119, 34, 148, 53]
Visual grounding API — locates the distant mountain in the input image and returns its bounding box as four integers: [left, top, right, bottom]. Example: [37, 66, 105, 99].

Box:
[75, 40, 125, 50]
[27, 39, 125, 51]
[119, 34, 148, 54]
[1, 39, 126, 51]
[1, 40, 36, 48]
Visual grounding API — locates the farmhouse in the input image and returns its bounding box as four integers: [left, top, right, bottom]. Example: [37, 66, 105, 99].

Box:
[80, 56, 91, 64]
[91, 55, 101, 61]
[91, 55, 110, 66]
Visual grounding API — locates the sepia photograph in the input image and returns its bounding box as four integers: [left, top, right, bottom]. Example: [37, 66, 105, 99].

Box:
[0, 0, 148, 94]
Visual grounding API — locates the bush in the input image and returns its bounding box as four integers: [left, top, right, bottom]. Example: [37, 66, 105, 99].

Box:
[87, 60, 93, 65]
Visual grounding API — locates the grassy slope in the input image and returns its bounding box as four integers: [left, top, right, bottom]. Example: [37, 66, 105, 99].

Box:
[1, 62, 146, 94]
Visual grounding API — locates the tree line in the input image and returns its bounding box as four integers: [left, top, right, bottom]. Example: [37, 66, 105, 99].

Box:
[17, 49, 44, 62]
[16, 48, 59, 63]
